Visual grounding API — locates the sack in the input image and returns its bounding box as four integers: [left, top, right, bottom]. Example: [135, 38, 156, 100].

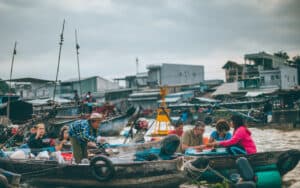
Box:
[54, 151, 65, 164]
[10, 150, 26, 160]
[36, 151, 50, 160]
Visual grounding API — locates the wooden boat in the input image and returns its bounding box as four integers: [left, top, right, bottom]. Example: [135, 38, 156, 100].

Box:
[0, 141, 186, 188]
[184, 149, 300, 187]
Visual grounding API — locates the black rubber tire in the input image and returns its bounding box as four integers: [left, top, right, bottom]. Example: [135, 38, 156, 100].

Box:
[160, 135, 180, 155]
[277, 149, 300, 176]
[0, 174, 8, 188]
[90, 155, 115, 181]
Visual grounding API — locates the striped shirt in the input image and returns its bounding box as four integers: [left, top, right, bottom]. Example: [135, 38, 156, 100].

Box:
[69, 120, 97, 143]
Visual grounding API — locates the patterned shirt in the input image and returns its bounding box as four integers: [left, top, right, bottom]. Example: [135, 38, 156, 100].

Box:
[69, 120, 97, 143]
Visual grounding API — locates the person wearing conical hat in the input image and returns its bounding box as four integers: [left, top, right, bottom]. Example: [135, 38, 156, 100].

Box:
[69, 113, 104, 163]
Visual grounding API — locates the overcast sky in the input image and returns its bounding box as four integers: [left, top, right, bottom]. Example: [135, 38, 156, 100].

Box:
[0, 0, 299, 82]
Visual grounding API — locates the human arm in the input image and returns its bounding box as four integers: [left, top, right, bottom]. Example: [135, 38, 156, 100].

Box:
[181, 132, 205, 151]
[55, 140, 67, 151]
[181, 143, 205, 151]
[208, 131, 217, 143]
[79, 124, 97, 143]
[27, 134, 38, 148]
[218, 128, 243, 147]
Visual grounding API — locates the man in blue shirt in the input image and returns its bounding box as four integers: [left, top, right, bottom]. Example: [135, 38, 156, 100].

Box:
[69, 113, 103, 163]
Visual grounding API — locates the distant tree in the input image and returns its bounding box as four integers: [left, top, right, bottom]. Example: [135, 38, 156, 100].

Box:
[274, 51, 290, 60]
[0, 79, 9, 94]
[293, 55, 300, 65]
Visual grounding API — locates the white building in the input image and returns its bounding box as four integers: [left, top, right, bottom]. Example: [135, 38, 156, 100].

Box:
[60, 76, 120, 99]
[244, 52, 298, 90]
[7, 78, 54, 99]
[147, 63, 204, 87]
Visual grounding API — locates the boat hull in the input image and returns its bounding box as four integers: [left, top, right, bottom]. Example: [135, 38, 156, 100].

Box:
[186, 149, 300, 184]
[0, 156, 185, 188]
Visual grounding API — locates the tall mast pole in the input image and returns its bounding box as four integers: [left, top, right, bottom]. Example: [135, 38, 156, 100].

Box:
[53, 19, 65, 101]
[7, 41, 17, 119]
[75, 29, 82, 98]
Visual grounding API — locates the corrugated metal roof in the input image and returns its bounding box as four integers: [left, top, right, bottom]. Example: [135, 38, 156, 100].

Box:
[195, 97, 220, 103]
[157, 97, 181, 103]
[212, 82, 239, 96]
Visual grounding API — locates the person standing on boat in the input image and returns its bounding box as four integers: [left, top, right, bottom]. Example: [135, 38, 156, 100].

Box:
[209, 119, 231, 143]
[263, 100, 273, 123]
[181, 121, 206, 153]
[69, 113, 104, 163]
[84, 91, 93, 103]
[207, 115, 257, 155]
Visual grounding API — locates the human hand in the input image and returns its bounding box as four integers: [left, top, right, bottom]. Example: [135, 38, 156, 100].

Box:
[88, 142, 97, 148]
[206, 142, 219, 147]
[96, 136, 106, 144]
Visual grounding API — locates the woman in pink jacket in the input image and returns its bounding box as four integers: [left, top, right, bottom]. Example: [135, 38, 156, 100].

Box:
[208, 115, 257, 155]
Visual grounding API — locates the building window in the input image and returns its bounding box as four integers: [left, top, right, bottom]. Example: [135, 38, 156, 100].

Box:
[287, 76, 289, 82]
[261, 76, 265, 84]
[293, 76, 295, 82]
[275, 75, 279, 80]
[271, 75, 275, 80]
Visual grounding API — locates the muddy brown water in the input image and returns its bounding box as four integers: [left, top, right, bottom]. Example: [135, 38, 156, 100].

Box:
[251, 128, 300, 187]
[21, 127, 300, 187]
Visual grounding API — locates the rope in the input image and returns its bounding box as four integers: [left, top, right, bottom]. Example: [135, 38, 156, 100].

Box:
[21, 166, 62, 178]
[183, 159, 233, 184]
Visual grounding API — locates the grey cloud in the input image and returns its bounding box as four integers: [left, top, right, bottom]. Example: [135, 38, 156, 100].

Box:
[0, 0, 299, 81]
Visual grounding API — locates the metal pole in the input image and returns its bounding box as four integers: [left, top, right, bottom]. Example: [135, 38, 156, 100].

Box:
[75, 29, 82, 98]
[53, 19, 65, 102]
[7, 41, 17, 119]
[136, 57, 139, 74]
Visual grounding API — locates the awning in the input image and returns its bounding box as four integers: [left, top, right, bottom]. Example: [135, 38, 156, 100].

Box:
[245, 92, 263, 97]
[195, 97, 220, 103]
[157, 97, 181, 103]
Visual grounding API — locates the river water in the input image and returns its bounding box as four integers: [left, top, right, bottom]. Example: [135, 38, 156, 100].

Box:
[251, 127, 300, 187]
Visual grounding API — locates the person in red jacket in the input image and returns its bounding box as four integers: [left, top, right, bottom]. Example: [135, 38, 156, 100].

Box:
[207, 115, 257, 155]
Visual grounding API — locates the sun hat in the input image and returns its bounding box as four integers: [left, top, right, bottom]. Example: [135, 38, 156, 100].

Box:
[89, 113, 103, 120]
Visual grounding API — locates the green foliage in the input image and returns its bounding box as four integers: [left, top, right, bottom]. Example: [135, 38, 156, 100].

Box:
[292, 55, 300, 65]
[274, 51, 289, 60]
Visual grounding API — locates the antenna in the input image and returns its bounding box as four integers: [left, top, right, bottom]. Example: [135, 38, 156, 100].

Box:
[136, 57, 139, 74]
[53, 19, 65, 102]
[7, 41, 17, 119]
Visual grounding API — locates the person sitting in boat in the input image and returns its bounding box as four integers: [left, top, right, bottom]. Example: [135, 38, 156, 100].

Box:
[168, 120, 184, 137]
[27, 123, 54, 153]
[181, 121, 206, 153]
[69, 113, 105, 163]
[207, 115, 257, 155]
[55, 125, 71, 152]
[209, 119, 231, 143]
